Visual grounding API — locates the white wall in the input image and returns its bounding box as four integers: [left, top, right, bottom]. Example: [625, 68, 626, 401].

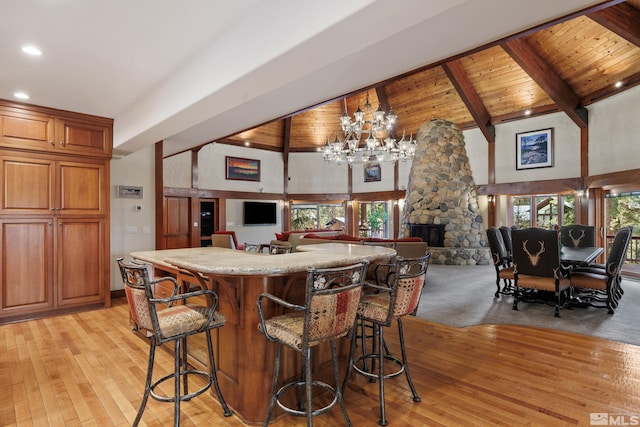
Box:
[288, 152, 349, 194]
[463, 127, 489, 186]
[198, 143, 284, 193]
[163, 150, 192, 188]
[494, 112, 581, 184]
[110, 145, 156, 290]
[589, 84, 640, 176]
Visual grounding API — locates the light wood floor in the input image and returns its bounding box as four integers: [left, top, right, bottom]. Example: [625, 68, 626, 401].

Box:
[2, 298, 639, 426]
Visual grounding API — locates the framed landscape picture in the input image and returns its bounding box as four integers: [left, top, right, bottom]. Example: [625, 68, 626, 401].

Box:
[516, 128, 553, 170]
[364, 162, 381, 182]
[225, 156, 261, 181]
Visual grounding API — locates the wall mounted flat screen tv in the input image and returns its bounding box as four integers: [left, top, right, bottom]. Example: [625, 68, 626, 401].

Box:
[243, 201, 277, 225]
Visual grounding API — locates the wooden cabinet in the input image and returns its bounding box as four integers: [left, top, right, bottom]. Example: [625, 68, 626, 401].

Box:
[0, 100, 111, 323]
[0, 218, 54, 316]
[0, 155, 105, 216]
[0, 103, 111, 157]
[57, 218, 105, 306]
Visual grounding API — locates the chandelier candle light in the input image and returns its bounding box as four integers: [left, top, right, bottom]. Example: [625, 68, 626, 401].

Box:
[322, 92, 417, 166]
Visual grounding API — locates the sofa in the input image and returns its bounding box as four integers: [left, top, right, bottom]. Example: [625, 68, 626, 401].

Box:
[271, 229, 343, 252]
[295, 233, 428, 259]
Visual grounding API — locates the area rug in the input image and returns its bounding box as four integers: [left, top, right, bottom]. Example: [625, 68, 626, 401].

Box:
[414, 264, 640, 347]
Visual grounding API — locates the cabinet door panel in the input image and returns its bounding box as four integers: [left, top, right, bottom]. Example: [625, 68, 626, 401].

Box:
[57, 119, 111, 157]
[0, 110, 55, 151]
[58, 161, 104, 215]
[0, 219, 54, 315]
[0, 157, 54, 214]
[57, 219, 104, 306]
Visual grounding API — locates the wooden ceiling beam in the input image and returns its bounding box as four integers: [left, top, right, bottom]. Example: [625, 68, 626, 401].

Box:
[501, 38, 588, 128]
[374, 85, 398, 139]
[588, 2, 640, 47]
[442, 60, 495, 143]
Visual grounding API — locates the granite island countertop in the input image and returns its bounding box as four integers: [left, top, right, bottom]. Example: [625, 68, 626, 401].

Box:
[131, 243, 395, 276]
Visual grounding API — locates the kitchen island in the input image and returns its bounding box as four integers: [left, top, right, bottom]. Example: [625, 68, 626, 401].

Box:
[130, 243, 395, 424]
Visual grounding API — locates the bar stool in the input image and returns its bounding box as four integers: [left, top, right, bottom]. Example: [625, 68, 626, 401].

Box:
[257, 261, 369, 426]
[117, 258, 232, 426]
[344, 254, 430, 426]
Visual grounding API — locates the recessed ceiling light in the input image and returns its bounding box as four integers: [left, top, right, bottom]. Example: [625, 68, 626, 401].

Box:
[22, 45, 42, 56]
[14, 91, 30, 100]
[614, 81, 623, 89]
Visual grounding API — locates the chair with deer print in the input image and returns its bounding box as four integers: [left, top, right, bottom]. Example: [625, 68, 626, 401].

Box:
[559, 224, 596, 249]
[511, 228, 571, 317]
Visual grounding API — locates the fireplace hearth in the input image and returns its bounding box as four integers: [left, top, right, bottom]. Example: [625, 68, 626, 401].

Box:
[410, 224, 445, 247]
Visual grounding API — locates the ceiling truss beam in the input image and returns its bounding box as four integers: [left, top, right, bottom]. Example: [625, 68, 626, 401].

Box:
[588, 2, 640, 47]
[501, 38, 588, 128]
[442, 60, 495, 143]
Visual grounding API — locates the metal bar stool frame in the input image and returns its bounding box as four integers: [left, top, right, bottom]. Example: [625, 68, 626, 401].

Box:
[344, 254, 430, 426]
[257, 261, 369, 427]
[117, 258, 232, 426]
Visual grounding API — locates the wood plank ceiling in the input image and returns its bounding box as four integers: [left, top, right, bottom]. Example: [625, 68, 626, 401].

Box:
[219, 0, 640, 154]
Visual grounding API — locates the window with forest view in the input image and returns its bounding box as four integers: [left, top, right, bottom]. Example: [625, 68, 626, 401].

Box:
[511, 194, 576, 229]
[605, 192, 640, 265]
[290, 203, 345, 231]
[357, 201, 389, 238]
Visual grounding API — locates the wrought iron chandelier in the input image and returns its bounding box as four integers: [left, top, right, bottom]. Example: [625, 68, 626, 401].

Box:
[322, 92, 417, 166]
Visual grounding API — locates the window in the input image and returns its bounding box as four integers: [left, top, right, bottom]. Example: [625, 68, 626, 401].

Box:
[512, 196, 532, 229]
[357, 201, 389, 238]
[605, 192, 640, 266]
[290, 202, 345, 230]
[510, 194, 575, 229]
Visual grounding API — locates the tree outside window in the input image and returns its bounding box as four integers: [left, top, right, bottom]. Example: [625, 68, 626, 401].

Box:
[290, 203, 345, 230]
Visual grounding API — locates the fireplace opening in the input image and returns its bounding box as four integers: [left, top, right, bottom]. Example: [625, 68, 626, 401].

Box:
[410, 224, 445, 247]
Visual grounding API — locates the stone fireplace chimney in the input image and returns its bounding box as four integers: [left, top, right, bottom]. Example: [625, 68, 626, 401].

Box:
[400, 119, 490, 265]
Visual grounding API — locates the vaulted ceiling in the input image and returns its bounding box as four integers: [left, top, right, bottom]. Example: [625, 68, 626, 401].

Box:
[221, 0, 640, 154]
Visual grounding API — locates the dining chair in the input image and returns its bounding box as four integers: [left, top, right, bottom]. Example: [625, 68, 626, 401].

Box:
[116, 258, 232, 426]
[243, 243, 261, 252]
[511, 228, 571, 317]
[344, 253, 430, 426]
[486, 227, 515, 297]
[213, 230, 243, 250]
[257, 261, 369, 426]
[269, 243, 293, 254]
[211, 234, 234, 249]
[569, 226, 632, 313]
[499, 226, 514, 261]
[559, 224, 596, 248]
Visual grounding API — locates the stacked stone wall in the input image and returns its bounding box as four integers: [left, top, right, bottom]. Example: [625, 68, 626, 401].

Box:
[401, 118, 490, 265]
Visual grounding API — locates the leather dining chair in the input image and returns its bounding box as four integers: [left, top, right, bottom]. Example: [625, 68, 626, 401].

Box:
[511, 228, 571, 317]
[487, 227, 515, 297]
[559, 224, 596, 248]
[569, 226, 632, 313]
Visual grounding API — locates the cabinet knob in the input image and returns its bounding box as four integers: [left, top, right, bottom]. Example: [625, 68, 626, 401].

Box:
[60, 141, 65, 147]
[49, 140, 55, 146]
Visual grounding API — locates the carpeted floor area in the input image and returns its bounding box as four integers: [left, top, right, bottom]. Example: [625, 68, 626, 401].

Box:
[414, 264, 640, 346]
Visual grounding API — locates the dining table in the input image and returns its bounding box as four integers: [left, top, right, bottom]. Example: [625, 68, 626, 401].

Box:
[130, 243, 395, 424]
[560, 246, 604, 266]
